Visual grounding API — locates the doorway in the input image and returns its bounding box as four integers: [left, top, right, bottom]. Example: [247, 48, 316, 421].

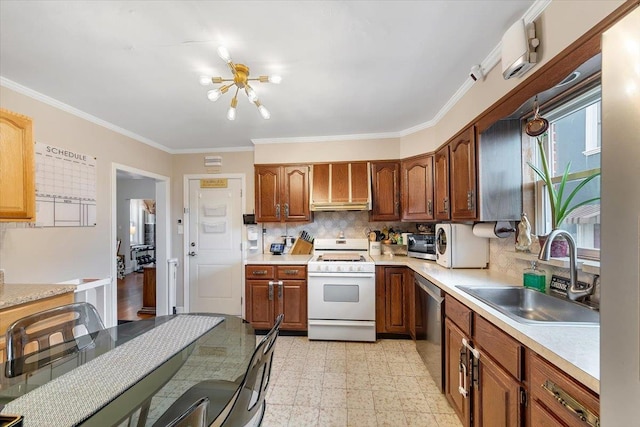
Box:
[183, 175, 245, 315]
[111, 164, 170, 327]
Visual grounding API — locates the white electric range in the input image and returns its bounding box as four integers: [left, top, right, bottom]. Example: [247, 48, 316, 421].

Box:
[307, 238, 376, 342]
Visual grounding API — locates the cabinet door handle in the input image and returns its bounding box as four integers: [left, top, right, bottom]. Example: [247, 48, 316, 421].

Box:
[467, 190, 474, 211]
[278, 280, 283, 298]
[275, 204, 280, 219]
[541, 380, 600, 427]
[284, 203, 289, 218]
[252, 270, 268, 276]
[283, 269, 299, 275]
[268, 281, 274, 301]
[427, 200, 433, 216]
[458, 345, 468, 398]
[443, 197, 448, 214]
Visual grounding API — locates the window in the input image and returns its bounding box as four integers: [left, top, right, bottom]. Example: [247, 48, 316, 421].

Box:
[532, 86, 601, 259]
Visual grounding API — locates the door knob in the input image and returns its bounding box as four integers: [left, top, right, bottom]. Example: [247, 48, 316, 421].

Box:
[188, 251, 197, 256]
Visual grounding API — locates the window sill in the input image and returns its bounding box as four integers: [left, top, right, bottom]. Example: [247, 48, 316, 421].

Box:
[512, 251, 600, 275]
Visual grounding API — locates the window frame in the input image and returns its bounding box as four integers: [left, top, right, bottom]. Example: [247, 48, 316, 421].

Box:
[532, 86, 602, 260]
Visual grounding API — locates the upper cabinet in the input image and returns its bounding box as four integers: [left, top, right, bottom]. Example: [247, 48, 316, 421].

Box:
[433, 123, 521, 222]
[0, 108, 35, 222]
[401, 154, 434, 221]
[434, 146, 450, 221]
[449, 126, 477, 220]
[255, 165, 311, 223]
[370, 161, 401, 221]
[310, 162, 371, 211]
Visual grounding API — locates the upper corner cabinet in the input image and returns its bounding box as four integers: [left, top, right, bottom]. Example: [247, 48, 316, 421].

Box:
[0, 108, 35, 222]
[255, 164, 311, 223]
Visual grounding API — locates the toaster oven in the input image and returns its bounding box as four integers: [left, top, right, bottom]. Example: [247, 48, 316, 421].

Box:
[407, 233, 436, 260]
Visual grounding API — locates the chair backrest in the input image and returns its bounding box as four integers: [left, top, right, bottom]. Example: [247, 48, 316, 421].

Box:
[217, 313, 284, 427]
[5, 302, 105, 375]
[166, 397, 209, 427]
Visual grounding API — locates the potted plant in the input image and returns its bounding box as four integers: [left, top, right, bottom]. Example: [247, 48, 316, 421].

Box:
[527, 136, 600, 256]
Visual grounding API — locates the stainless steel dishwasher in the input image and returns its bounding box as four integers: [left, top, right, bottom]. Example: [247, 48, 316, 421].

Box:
[414, 273, 445, 391]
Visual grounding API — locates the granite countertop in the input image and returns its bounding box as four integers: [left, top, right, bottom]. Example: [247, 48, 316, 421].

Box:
[245, 254, 313, 265]
[371, 254, 600, 393]
[0, 283, 77, 310]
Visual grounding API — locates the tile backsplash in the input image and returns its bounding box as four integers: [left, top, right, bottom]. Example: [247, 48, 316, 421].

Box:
[261, 211, 418, 251]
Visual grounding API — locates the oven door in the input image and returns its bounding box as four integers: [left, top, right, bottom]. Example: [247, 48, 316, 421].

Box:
[307, 272, 375, 321]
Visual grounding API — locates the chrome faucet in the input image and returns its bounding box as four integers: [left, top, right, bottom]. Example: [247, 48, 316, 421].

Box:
[539, 229, 593, 301]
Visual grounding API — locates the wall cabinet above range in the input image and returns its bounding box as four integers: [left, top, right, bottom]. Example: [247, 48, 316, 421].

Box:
[254, 164, 311, 223]
[310, 162, 371, 211]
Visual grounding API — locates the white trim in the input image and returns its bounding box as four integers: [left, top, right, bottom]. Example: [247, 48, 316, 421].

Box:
[111, 163, 171, 327]
[182, 173, 246, 315]
[252, 131, 403, 145]
[523, 0, 552, 24]
[172, 146, 255, 154]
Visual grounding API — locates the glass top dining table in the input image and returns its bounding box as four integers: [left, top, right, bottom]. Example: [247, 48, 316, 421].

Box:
[0, 314, 256, 426]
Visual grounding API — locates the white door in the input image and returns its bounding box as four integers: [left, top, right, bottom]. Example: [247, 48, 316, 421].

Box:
[188, 178, 242, 315]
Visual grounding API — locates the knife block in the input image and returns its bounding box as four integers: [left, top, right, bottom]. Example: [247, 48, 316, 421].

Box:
[290, 238, 313, 255]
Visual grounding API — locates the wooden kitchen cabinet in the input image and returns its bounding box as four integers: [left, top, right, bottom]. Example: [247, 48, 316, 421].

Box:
[445, 294, 525, 427]
[254, 165, 311, 223]
[310, 162, 370, 208]
[370, 161, 401, 221]
[444, 317, 471, 426]
[0, 108, 35, 222]
[375, 266, 410, 335]
[401, 154, 434, 221]
[434, 146, 450, 221]
[245, 265, 307, 331]
[449, 126, 478, 220]
[529, 352, 600, 427]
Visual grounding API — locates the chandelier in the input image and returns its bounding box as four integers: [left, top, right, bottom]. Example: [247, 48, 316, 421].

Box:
[199, 46, 281, 120]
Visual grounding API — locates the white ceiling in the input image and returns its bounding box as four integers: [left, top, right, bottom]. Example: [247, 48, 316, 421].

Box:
[0, 1, 538, 153]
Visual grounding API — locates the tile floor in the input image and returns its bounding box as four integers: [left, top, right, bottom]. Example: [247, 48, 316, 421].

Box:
[263, 336, 463, 427]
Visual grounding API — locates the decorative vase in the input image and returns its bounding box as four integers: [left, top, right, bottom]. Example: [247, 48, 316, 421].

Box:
[537, 234, 569, 257]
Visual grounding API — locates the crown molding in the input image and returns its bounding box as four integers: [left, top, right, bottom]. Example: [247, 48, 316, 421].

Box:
[172, 146, 255, 154]
[0, 77, 176, 153]
[252, 131, 402, 145]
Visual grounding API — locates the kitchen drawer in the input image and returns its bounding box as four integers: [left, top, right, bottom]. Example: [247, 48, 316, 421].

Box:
[276, 265, 307, 280]
[474, 315, 523, 380]
[245, 265, 276, 280]
[445, 294, 472, 336]
[529, 352, 599, 427]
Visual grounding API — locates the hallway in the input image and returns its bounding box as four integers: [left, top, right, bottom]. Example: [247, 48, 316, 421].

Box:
[117, 272, 155, 322]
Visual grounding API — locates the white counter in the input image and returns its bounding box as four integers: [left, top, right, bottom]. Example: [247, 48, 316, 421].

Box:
[245, 254, 313, 265]
[371, 255, 600, 393]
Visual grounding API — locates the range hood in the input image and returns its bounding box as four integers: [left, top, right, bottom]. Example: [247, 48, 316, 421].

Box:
[310, 162, 372, 211]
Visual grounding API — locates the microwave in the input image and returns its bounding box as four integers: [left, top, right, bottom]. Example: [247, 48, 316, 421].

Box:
[407, 233, 436, 260]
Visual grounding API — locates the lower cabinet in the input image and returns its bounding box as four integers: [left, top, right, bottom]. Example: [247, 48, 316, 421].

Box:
[245, 265, 307, 331]
[529, 352, 600, 427]
[375, 266, 410, 335]
[444, 293, 599, 427]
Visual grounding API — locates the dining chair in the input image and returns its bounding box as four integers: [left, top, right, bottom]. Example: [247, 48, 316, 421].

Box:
[5, 302, 105, 377]
[164, 397, 209, 427]
[152, 313, 284, 427]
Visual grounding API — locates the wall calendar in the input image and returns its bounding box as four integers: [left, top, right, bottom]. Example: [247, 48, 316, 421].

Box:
[35, 142, 97, 227]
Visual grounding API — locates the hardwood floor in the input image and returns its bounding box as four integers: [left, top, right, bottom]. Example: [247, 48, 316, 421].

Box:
[117, 272, 155, 322]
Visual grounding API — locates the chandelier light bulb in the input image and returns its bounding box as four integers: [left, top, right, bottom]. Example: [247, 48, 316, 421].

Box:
[199, 76, 212, 86]
[217, 46, 232, 63]
[245, 86, 258, 102]
[227, 106, 237, 121]
[269, 75, 282, 84]
[207, 88, 222, 102]
[258, 105, 270, 120]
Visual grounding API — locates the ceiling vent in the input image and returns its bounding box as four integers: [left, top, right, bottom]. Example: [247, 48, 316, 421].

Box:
[502, 20, 539, 80]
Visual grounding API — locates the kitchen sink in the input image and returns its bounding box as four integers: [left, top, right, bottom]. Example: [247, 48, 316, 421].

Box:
[456, 286, 599, 325]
